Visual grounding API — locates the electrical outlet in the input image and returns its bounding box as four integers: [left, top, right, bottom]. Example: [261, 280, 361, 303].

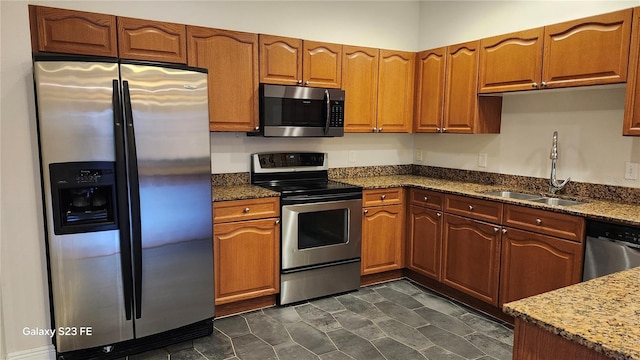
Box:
[348, 151, 356, 163]
[478, 153, 488, 168]
[625, 162, 639, 180]
[416, 150, 423, 162]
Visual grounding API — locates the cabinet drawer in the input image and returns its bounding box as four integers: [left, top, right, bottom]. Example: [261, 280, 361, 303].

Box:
[214, 197, 280, 224]
[503, 205, 585, 242]
[363, 188, 403, 207]
[445, 194, 502, 223]
[409, 188, 443, 210]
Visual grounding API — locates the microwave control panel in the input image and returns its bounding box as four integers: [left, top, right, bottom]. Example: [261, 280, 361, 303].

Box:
[330, 101, 344, 127]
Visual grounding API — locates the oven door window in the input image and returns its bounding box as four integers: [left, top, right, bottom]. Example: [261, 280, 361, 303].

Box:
[298, 208, 348, 249]
[264, 97, 325, 127]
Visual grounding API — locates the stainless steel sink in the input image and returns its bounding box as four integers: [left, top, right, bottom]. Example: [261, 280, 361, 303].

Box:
[483, 191, 542, 200]
[528, 197, 586, 207]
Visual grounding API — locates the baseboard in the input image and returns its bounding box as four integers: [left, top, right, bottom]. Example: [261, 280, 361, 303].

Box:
[6, 345, 55, 360]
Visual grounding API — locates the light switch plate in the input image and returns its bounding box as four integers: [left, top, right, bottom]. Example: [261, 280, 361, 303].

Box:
[625, 162, 638, 180]
[348, 151, 356, 163]
[416, 150, 423, 162]
[478, 153, 488, 168]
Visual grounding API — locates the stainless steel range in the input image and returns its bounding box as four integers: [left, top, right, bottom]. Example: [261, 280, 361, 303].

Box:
[251, 152, 362, 304]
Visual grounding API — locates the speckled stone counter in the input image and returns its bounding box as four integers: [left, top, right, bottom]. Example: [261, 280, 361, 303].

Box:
[504, 267, 640, 360]
[334, 175, 640, 227]
[213, 184, 278, 202]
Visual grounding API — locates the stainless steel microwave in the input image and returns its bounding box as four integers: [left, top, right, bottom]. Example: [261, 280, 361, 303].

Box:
[256, 83, 345, 137]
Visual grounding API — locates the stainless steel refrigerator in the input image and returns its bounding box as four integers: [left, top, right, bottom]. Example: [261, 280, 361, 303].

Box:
[33, 55, 214, 359]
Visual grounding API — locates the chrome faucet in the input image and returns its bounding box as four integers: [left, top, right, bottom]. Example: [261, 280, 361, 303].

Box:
[549, 131, 570, 194]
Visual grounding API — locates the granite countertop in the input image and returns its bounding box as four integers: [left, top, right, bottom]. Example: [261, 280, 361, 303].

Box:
[334, 175, 640, 227]
[212, 184, 279, 202]
[504, 267, 640, 360]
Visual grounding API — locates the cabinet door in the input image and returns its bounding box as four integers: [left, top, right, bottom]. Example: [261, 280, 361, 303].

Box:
[442, 214, 501, 305]
[259, 35, 303, 86]
[342, 46, 379, 133]
[377, 50, 415, 133]
[213, 218, 280, 305]
[624, 7, 640, 136]
[414, 48, 446, 133]
[443, 41, 479, 134]
[187, 26, 259, 132]
[362, 205, 404, 275]
[117, 17, 186, 63]
[543, 9, 632, 88]
[303, 41, 342, 88]
[499, 227, 582, 305]
[32, 6, 117, 57]
[408, 205, 442, 280]
[479, 28, 544, 93]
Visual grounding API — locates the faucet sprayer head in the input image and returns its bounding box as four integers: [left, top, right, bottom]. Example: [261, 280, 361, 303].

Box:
[550, 131, 559, 160]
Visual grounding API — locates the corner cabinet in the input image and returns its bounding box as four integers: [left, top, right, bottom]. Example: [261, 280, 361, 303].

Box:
[213, 197, 280, 305]
[117, 17, 187, 64]
[479, 9, 633, 93]
[376, 50, 415, 133]
[342, 46, 380, 133]
[624, 7, 640, 136]
[29, 5, 117, 57]
[187, 26, 259, 132]
[361, 188, 405, 275]
[259, 35, 342, 88]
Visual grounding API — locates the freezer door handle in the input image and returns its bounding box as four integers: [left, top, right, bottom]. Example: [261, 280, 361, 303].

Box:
[123, 80, 143, 319]
[113, 80, 133, 321]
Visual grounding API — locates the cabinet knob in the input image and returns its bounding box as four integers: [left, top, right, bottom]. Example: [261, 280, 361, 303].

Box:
[254, 126, 259, 131]
[437, 212, 442, 218]
[532, 82, 538, 88]
[305, 80, 310, 86]
[378, 127, 383, 132]
[381, 194, 386, 200]
[297, 80, 302, 85]
[244, 207, 250, 213]
[541, 81, 547, 88]
[494, 227, 499, 233]
[502, 228, 507, 234]
[423, 196, 428, 202]
[442, 128, 447, 133]
[536, 218, 542, 225]
[364, 209, 369, 214]
[436, 128, 441, 132]
[372, 127, 377, 132]
[275, 220, 280, 225]
[468, 205, 474, 211]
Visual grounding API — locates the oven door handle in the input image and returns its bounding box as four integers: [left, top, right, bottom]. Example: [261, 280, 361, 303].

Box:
[282, 192, 362, 205]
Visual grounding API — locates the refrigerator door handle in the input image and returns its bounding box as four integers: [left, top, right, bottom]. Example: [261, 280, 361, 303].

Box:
[122, 80, 143, 319]
[113, 80, 134, 321]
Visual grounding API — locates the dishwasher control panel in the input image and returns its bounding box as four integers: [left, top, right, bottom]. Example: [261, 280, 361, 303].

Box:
[587, 220, 640, 246]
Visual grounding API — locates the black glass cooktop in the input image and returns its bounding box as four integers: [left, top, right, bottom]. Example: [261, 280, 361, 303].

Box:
[256, 179, 361, 196]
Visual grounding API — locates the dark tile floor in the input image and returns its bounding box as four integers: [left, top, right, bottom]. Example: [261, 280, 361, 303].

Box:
[127, 279, 514, 360]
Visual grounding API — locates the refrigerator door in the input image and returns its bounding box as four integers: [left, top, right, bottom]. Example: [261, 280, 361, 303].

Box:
[34, 60, 134, 352]
[120, 63, 214, 337]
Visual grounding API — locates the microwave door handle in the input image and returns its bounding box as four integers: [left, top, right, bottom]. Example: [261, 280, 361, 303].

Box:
[324, 89, 331, 135]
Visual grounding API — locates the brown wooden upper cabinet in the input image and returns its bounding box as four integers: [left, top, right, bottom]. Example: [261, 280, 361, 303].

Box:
[442, 41, 502, 133]
[342, 46, 380, 132]
[376, 50, 415, 133]
[480, 9, 633, 93]
[29, 5, 117, 57]
[624, 7, 640, 136]
[259, 35, 342, 88]
[414, 47, 447, 132]
[187, 27, 259, 132]
[117, 17, 187, 64]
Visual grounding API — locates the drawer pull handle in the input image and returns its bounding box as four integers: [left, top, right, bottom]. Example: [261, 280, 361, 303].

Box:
[275, 220, 280, 225]
[536, 218, 542, 225]
[381, 195, 386, 200]
[502, 229, 507, 234]
[468, 205, 474, 211]
[423, 196, 428, 201]
[244, 207, 250, 213]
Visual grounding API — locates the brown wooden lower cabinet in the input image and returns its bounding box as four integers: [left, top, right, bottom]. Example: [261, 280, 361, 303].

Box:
[361, 204, 404, 275]
[499, 227, 583, 305]
[407, 205, 442, 280]
[213, 217, 280, 305]
[441, 213, 501, 306]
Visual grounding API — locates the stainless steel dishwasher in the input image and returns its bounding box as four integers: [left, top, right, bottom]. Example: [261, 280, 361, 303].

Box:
[583, 220, 640, 281]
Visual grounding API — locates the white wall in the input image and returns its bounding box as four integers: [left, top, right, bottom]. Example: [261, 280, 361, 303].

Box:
[415, 0, 640, 188]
